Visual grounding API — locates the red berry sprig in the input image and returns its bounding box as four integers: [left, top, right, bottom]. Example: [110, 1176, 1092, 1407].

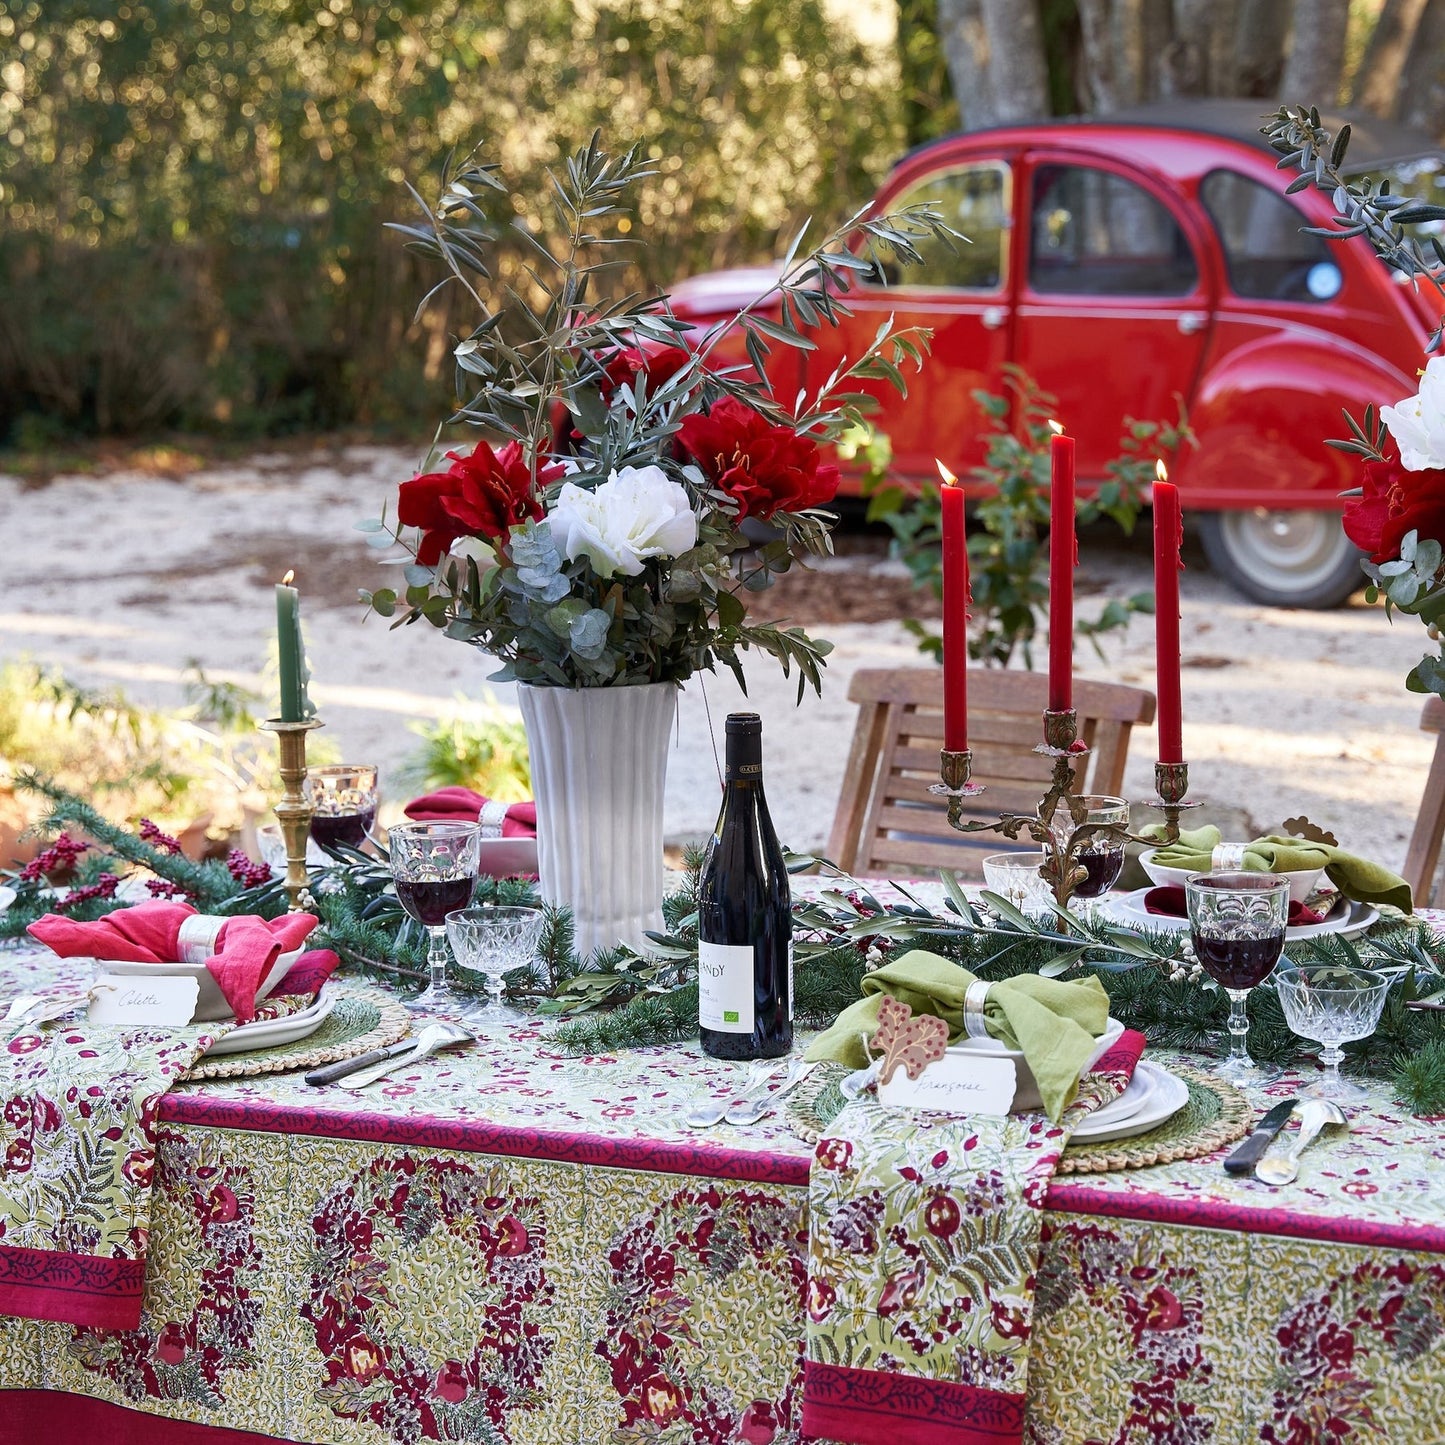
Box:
[18, 833, 91, 883]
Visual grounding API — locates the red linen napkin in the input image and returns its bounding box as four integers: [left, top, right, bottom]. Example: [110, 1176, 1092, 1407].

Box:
[27, 904, 318, 1023]
[1142, 885, 1324, 927]
[403, 787, 537, 837]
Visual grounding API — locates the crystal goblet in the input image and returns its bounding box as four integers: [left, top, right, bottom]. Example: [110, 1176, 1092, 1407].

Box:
[1051, 794, 1130, 898]
[305, 764, 379, 852]
[980, 852, 1054, 917]
[389, 821, 481, 1014]
[1274, 963, 1391, 1105]
[1186, 871, 1290, 1083]
[445, 906, 546, 1031]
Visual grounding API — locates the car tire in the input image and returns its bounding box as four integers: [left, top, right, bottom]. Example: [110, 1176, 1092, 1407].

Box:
[1197, 509, 1365, 609]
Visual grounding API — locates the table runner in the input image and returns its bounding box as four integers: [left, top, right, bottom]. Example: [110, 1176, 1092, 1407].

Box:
[0, 950, 337, 1330]
[802, 1030, 1146, 1445]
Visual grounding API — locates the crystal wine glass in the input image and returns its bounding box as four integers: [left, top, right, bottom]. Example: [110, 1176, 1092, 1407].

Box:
[980, 852, 1054, 916]
[305, 764, 380, 851]
[1051, 795, 1130, 898]
[1185, 871, 1291, 1083]
[389, 821, 481, 1013]
[445, 906, 546, 1031]
[1274, 963, 1391, 1105]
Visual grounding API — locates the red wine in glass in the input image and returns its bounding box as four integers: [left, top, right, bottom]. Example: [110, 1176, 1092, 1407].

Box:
[396, 876, 477, 928]
[1072, 845, 1125, 899]
[310, 804, 377, 851]
[1193, 930, 1286, 989]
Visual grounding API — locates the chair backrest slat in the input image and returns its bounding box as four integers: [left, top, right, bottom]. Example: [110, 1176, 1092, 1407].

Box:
[1402, 695, 1445, 906]
[828, 667, 1157, 878]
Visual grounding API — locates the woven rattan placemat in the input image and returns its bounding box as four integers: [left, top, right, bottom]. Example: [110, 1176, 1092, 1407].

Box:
[786, 1061, 1251, 1174]
[183, 984, 410, 1081]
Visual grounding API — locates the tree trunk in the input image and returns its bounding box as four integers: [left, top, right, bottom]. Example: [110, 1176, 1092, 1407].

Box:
[1233, 0, 1291, 97]
[1355, 0, 1428, 117]
[1076, 0, 1156, 111]
[979, 0, 1050, 122]
[937, 0, 998, 129]
[1279, 0, 1351, 109]
[1399, 0, 1445, 137]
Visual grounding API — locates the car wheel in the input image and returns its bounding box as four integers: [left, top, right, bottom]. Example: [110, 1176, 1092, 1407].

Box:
[1197, 509, 1364, 609]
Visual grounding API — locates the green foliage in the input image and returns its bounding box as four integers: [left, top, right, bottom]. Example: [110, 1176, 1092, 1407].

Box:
[862, 367, 1193, 668]
[0, 0, 903, 441]
[398, 698, 531, 798]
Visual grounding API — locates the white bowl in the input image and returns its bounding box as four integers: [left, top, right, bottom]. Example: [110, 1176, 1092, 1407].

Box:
[1138, 848, 1325, 906]
[93, 948, 302, 1022]
[948, 1016, 1126, 1113]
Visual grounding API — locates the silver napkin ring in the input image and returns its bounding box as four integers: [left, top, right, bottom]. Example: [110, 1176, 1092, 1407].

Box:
[478, 800, 509, 840]
[177, 914, 226, 964]
[963, 979, 992, 1039]
[1211, 842, 1247, 870]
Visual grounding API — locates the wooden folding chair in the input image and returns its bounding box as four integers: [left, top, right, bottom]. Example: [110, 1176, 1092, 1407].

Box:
[826, 667, 1157, 878]
[1402, 695, 1445, 907]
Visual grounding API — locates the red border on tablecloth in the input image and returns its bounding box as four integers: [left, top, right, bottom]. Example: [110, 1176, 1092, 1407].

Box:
[0, 1244, 143, 1329]
[0, 1389, 315, 1443]
[801, 1361, 1026, 1443]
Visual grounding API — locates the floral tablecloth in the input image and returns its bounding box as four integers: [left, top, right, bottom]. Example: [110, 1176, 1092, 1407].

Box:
[2, 945, 1445, 1444]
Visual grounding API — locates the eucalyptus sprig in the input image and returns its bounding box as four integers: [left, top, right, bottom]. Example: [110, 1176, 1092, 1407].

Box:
[1263, 104, 1445, 352]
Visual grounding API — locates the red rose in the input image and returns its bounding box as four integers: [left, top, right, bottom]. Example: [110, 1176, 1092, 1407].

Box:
[597, 343, 693, 407]
[641, 1375, 684, 1424]
[344, 1337, 385, 1383]
[677, 398, 840, 520]
[1342, 440, 1445, 564]
[397, 441, 561, 565]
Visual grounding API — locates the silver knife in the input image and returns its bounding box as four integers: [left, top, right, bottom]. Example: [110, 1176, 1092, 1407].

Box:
[1223, 1098, 1297, 1175]
[306, 1039, 415, 1087]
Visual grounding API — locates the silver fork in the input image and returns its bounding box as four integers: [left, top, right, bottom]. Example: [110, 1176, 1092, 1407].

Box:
[684, 1059, 786, 1128]
[724, 1056, 817, 1125]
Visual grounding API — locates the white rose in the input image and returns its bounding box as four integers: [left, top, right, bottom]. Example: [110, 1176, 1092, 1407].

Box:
[1382, 357, 1445, 470]
[548, 465, 698, 578]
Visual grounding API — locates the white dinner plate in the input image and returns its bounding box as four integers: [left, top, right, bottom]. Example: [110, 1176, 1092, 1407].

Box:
[1080, 1064, 1156, 1129]
[1098, 888, 1378, 942]
[1071, 1061, 1188, 1143]
[200, 994, 334, 1057]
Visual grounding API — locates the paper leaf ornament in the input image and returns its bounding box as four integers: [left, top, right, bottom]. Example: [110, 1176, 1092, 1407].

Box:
[871, 996, 949, 1085]
[1283, 815, 1338, 847]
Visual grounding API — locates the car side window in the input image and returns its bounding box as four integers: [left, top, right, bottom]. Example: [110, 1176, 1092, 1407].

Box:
[1200, 170, 1341, 302]
[1029, 164, 1198, 296]
[872, 163, 1010, 291]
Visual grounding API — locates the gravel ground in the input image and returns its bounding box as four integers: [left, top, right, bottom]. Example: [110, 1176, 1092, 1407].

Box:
[1, 443, 1434, 871]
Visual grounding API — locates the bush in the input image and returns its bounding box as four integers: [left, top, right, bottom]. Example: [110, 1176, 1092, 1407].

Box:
[0, 0, 901, 440]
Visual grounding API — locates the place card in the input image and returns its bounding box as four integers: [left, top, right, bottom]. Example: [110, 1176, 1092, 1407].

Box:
[877, 1052, 1017, 1115]
[88, 974, 200, 1028]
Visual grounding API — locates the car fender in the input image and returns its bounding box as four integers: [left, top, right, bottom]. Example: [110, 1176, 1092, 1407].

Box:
[1177, 327, 1415, 510]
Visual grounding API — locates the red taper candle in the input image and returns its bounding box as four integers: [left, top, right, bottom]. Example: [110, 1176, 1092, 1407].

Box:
[939, 461, 969, 751]
[1152, 461, 1184, 765]
[1047, 422, 1075, 714]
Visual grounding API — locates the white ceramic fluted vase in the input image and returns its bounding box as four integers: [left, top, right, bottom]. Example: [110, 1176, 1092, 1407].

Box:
[517, 681, 677, 959]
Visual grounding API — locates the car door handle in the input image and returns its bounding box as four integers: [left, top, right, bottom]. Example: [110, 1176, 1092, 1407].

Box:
[1177, 311, 1207, 335]
[981, 306, 1006, 330]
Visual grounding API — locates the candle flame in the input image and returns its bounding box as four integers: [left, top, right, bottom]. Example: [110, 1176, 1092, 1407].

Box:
[1155, 460, 1168, 483]
[281, 569, 295, 585]
[936, 459, 959, 487]
[1047, 419, 1064, 436]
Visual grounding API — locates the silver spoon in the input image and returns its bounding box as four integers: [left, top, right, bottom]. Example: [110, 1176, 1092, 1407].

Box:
[340, 1020, 473, 1090]
[1255, 1099, 1348, 1186]
[685, 1059, 786, 1128]
[725, 1056, 817, 1125]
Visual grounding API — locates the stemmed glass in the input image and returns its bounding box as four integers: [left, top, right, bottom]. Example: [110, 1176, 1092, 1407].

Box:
[1275, 963, 1392, 1104]
[1052, 795, 1130, 898]
[389, 821, 481, 1013]
[305, 765, 380, 851]
[1185, 871, 1291, 1083]
[445, 906, 546, 1030]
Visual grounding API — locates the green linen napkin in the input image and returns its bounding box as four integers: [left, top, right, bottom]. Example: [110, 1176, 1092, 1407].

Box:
[804, 949, 1110, 1122]
[1142, 824, 1412, 912]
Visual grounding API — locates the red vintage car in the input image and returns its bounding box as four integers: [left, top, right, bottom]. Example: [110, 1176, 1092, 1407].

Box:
[665, 100, 1445, 608]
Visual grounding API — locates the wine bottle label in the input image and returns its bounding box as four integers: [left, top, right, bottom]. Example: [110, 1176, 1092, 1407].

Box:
[698, 941, 755, 1033]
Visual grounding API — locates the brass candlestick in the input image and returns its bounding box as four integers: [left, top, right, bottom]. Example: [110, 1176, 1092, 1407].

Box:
[260, 716, 324, 911]
[931, 709, 1198, 908]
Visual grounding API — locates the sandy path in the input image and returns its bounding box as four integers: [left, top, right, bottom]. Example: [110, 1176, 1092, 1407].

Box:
[0, 445, 1433, 872]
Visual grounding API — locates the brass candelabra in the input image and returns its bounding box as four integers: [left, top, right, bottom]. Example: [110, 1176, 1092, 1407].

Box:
[259, 716, 324, 911]
[932, 708, 1198, 908]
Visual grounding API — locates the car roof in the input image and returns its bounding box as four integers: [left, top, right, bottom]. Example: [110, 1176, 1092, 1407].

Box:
[902, 98, 1443, 176]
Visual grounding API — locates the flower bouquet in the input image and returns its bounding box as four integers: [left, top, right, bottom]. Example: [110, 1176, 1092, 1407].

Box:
[362, 135, 952, 952]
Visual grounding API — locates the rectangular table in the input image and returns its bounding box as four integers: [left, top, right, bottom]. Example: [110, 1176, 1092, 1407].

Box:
[3, 947, 1445, 1445]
